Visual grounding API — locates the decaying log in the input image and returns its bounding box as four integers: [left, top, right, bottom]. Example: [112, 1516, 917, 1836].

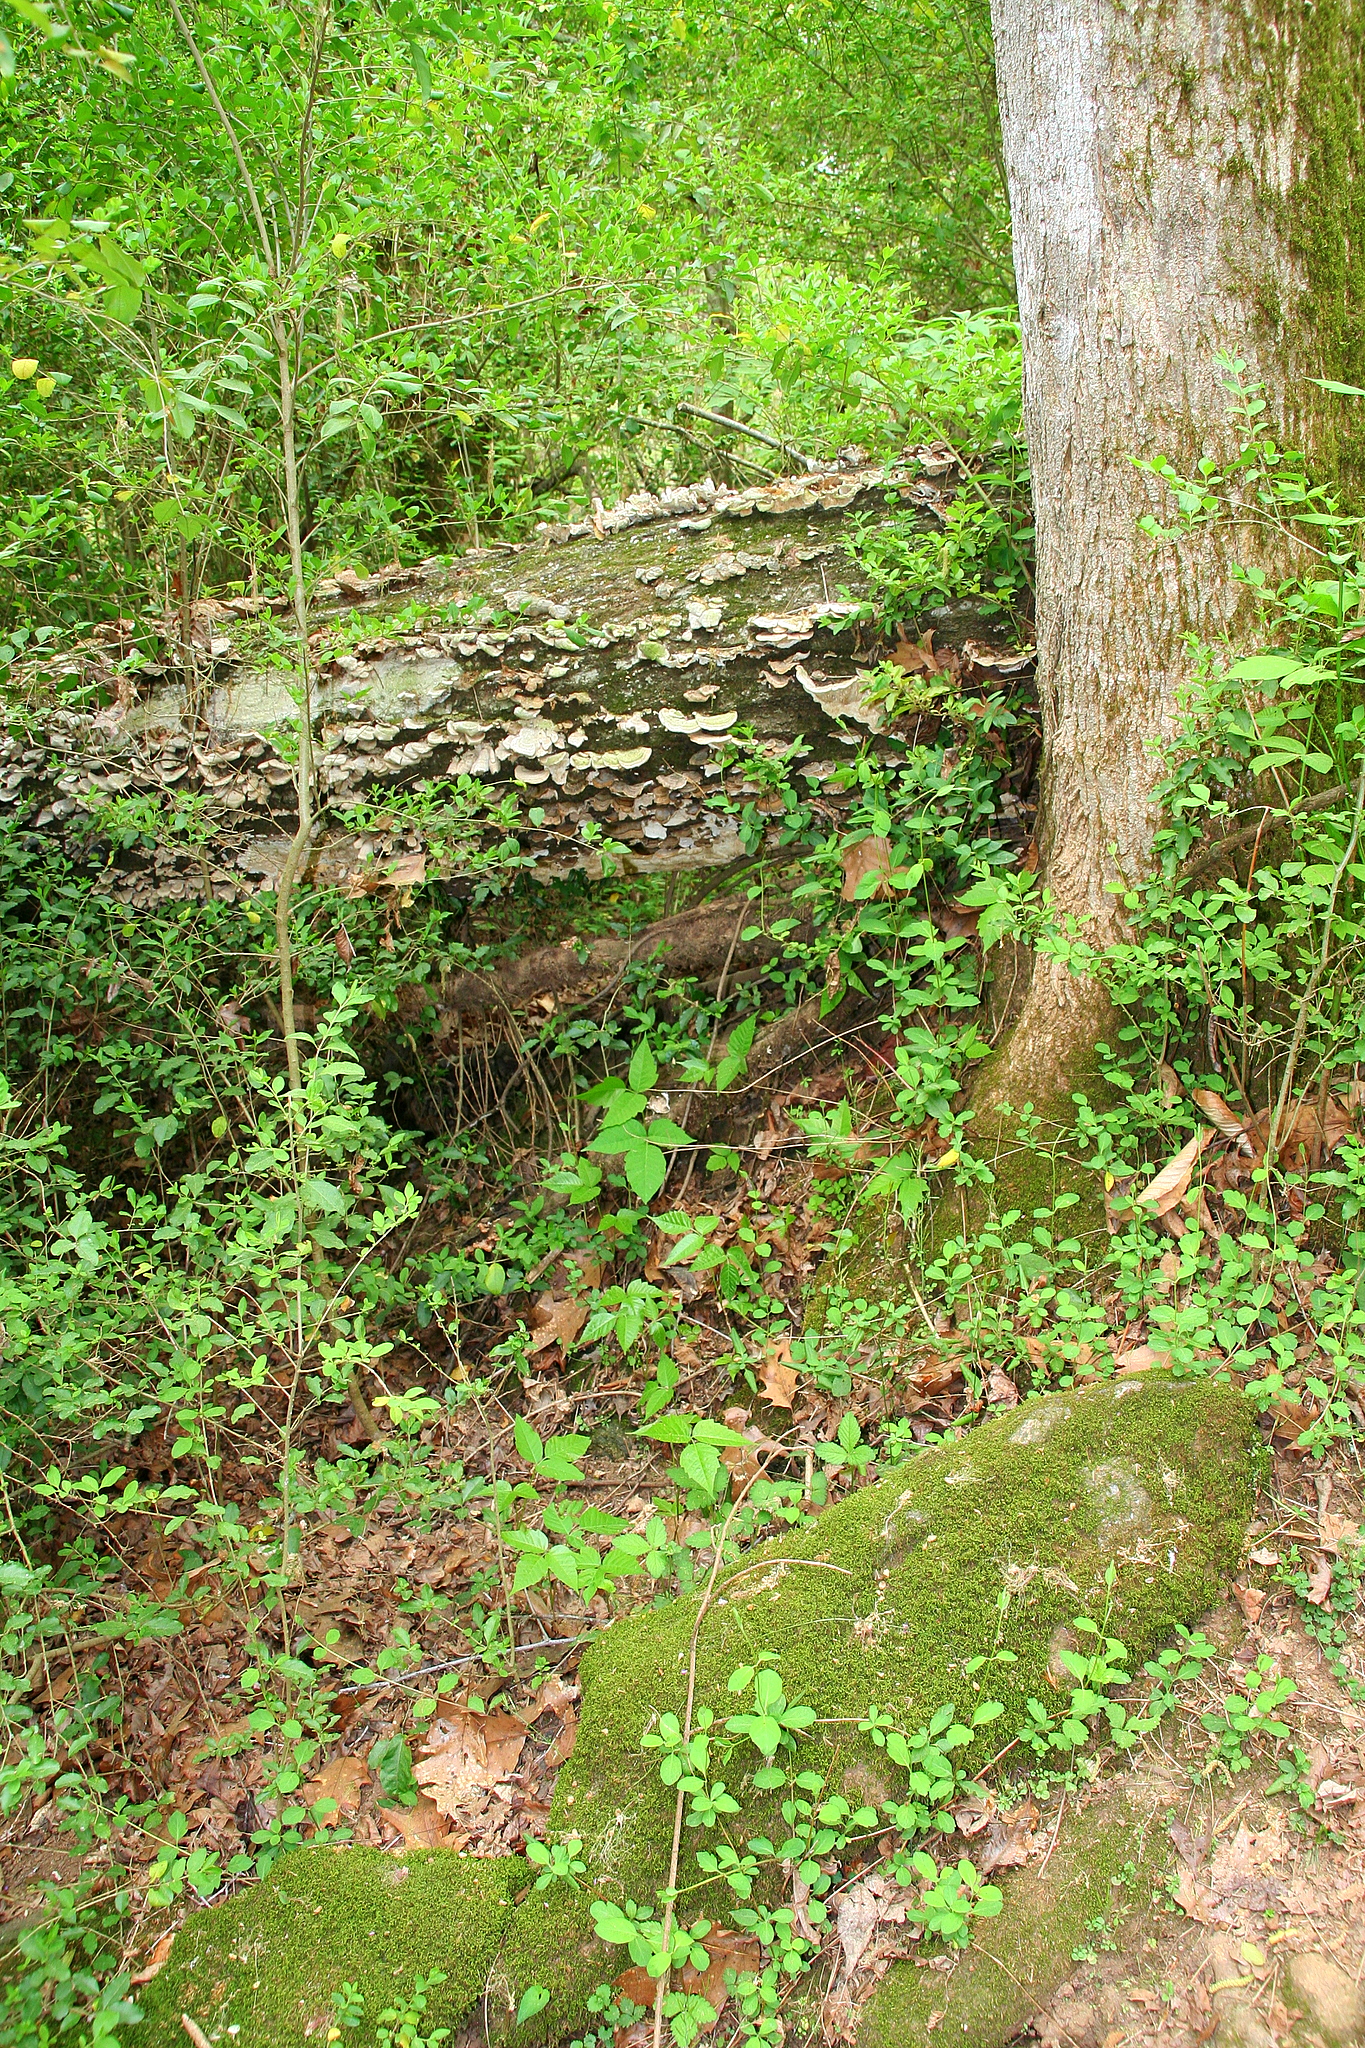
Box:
[5, 458, 1006, 908]
[432, 896, 803, 1019]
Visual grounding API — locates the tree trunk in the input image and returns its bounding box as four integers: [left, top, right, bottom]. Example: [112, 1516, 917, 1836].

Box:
[963, 0, 1364, 1226]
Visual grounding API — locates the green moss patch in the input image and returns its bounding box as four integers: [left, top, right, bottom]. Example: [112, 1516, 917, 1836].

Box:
[137, 1847, 526, 2048]
[857, 1769, 1164, 2048]
[492, 1375, 1259, 2039]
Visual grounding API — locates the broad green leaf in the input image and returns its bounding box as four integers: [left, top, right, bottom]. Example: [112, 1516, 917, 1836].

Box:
[628, 1041, 659, 1091]
[624, 1141, 667, 1201]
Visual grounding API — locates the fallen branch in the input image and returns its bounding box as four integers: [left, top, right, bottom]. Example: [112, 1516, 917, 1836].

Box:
[677, 401, 818, 473]
[433, 897, 807, 1019]
[1180, 785, 1348, 882]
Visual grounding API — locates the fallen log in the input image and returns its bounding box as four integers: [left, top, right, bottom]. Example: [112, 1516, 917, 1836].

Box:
[4, 458, 1014, 909]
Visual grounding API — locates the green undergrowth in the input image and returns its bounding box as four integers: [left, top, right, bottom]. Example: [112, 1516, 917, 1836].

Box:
[489, 1374, 1257, 2039]
[136, 1848, 527, 2048]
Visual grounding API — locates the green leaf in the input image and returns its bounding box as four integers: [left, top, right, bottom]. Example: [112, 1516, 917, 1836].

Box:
[624, 1142, 667, 1201]
[645, 1117, 692, 1145]
[367, 1734, 417, 1804]
[513, 1416, 544, 1466]
[692, 1418, 750, 1446]
[516, 1986, 550, 2027]
[628, 1041, 659, 1092]
[599, 1088, 649, 1128]
[679, 1440, 721, 1494]
[638, 1415, 692, 1442]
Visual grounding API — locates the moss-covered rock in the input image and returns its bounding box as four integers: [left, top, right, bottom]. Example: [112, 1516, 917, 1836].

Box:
[856, 1767, 1164, 2048]
[137, 1847, 526, 2048]
[492, 1374, 1259, 2039]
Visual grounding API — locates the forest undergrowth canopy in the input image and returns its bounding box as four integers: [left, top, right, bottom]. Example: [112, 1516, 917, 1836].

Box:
[0, 3, 1361, 2046]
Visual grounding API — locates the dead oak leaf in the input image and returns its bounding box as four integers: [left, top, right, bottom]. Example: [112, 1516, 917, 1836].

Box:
[840, 835, 894, 903]
[681, 1929, 761, 2015]
[1232, 1583, 1266, 1626]
[526, 1292, 588, 1357]
[544, 1709, 578, 1767]
[129, 1930, 177, 1985]
[1172, 1870, 1217, 1925]
[757, 1340, 799, 1410]
[1134, 1128, 1218, 1217]
[1304, 1552, 1334, 1606]
[414, 1708, 527, 1817]
[302, 1751, 370, 1813]
[382, 1793, 455, 1849]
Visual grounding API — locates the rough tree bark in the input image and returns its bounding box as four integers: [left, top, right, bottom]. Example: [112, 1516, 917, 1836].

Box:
[963, 0, 1365, 1224]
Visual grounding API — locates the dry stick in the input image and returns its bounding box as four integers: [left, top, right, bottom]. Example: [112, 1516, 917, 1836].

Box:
[650, 1453, 781, 2048]
[677, 402, 817, 474]
[1181, 785, 1350, 883]
[169, 0, 370, 1469]
[673, 905, 748, 1202]
[620, 412, 775, 481]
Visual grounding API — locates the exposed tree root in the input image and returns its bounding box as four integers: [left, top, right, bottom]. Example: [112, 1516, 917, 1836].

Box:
[431, 896, 809, 1020]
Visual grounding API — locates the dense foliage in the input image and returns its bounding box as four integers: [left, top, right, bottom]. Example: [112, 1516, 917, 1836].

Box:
[0, 7, 1362, 2048]
[0, 0, 1006, 635]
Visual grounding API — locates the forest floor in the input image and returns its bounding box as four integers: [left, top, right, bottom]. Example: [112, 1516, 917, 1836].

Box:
[1, 465, 1363, 2048]
[2, 1116, 1361, 2048]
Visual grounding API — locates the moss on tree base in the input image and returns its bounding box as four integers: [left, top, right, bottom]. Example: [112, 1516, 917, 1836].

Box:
[491, 1375, 1259, 2039]
[136, 1847, 526, 2048]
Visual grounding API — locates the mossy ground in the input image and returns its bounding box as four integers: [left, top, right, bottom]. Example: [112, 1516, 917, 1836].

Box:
[491, 1375, 1259, 2039]
[137, 1847, 526, 2048]
[856, 1769, 1163, 2048]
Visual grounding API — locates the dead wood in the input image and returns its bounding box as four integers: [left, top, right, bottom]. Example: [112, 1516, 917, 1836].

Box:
[432, 897, 808, 1020]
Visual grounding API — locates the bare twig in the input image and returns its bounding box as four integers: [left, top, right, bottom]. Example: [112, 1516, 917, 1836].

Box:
[677, 402, 817, 473]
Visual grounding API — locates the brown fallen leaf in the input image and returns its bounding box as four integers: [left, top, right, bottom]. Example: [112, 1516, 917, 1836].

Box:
[525, 1292, 589, 1357]
[835, 1881, 884, 1980]
[533, 1675, 580, 1720]
[333, 926, 356, 965]
[1312, 1778, 1359, 1810]
[383, 1793, 455, 1849]
[1304, 1552, 1334, 1606]
[960, 1797, 1040, 1877]
[1192, 1087, 1253, 1147]
[1113, 1343, 1168, 1374]
[681, 1928, 761, 2015]
[612, 1965, 658, 2015]
[834, 1871, 911, 1980]
[414, 1708, 527, 1817]
[1248, 1545, 1281, 1568]
[758, 1341, 799, 1410]
[384, 851, 426, 890]
[1134, 1128, 1218, 1217]
[985, 1367, 1019, 1409]
[130, 1929, 176, 1985]
[1232, 1583, 1266, 1626]
[544, 1707, 578, 1767]
[302, 1751, 370, 1813]
[887, 628, 947, 676]
[1172, 1870, 1217, 1924]
[1244, 1095, 1353, 1169]
[841, 835, 894, 903]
